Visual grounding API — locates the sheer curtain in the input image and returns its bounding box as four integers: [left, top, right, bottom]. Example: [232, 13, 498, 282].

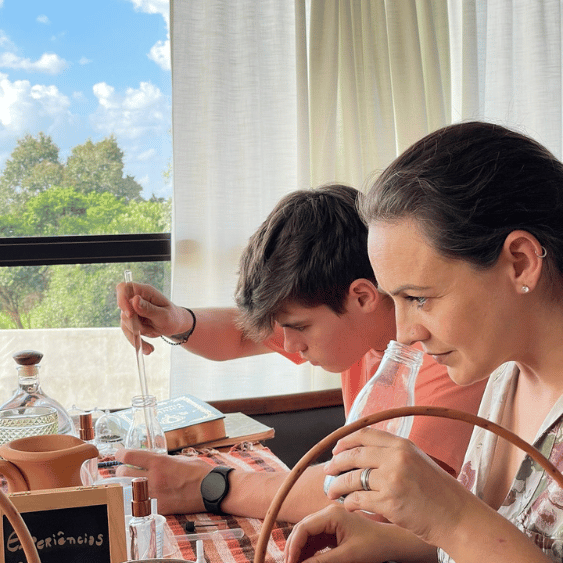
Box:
[169, 0, 563, 401]
[169, 1, 331, 400]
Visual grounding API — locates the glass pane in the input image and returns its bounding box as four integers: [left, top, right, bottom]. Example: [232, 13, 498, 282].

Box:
[0, 261, 171, 410]
[0, 1, 172, 237]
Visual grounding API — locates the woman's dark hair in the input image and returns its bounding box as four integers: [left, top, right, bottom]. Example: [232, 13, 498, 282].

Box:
[360, 121, 563, 283]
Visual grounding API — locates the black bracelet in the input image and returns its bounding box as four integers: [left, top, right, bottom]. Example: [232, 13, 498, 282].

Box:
[161, 307, 196, 345]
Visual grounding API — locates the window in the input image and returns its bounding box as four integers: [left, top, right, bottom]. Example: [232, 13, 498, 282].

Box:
[0, 1, 172, 410]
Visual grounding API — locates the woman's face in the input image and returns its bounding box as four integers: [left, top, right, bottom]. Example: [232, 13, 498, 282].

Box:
[367, 218, 518, 385]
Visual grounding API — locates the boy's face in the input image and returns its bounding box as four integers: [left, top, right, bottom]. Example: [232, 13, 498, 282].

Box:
[275, 301, 372, 373]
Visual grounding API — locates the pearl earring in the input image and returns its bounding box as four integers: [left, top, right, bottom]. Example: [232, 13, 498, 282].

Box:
[522, 285, 530, 293]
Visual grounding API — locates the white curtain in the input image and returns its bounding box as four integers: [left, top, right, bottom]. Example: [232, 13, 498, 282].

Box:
[169, 0, 563, 401]
[448, 0, 563, 158]
[169, 0, 336, 400]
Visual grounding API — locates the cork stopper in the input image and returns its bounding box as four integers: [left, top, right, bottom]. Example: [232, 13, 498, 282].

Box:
[79, 413, 95, 441]
[13, 350, 43, 365]
[131, 477, 151, 517]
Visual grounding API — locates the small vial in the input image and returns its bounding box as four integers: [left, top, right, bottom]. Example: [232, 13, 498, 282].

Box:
[129, 477, 157, 560]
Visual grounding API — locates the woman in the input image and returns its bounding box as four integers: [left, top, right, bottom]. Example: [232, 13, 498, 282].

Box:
[284, 122, 563, 563]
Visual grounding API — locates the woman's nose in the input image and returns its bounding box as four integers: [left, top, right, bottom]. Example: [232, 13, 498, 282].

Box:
[395, 313, 429, 347]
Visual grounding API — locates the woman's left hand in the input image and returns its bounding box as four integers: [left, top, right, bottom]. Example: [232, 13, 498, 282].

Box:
[324, 426, 470, 546]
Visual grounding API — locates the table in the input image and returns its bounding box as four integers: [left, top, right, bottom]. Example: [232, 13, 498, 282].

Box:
[162, 442, 293, 563]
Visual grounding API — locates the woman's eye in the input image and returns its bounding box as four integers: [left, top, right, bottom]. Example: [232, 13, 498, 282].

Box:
[407, 296, 427, 309]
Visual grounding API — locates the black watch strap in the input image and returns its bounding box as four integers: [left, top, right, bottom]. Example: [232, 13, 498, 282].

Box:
[200, 466, 234, 514]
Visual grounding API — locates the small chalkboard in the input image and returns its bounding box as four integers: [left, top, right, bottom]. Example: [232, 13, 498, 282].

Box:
[0, 484, 126, 563]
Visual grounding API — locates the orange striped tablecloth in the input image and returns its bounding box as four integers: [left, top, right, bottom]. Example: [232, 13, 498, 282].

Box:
[165, 442, 292, 563]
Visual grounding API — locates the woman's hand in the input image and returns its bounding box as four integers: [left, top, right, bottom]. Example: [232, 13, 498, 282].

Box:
[324, 427, 467, 546]
[114, 448, 211, 514]
[284, 504, 400, 563]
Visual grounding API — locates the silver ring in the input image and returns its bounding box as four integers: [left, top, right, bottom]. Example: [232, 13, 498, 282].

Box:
[360, 467, 373, 491]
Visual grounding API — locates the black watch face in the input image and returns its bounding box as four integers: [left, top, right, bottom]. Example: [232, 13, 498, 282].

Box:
[202, 471, 226, 502]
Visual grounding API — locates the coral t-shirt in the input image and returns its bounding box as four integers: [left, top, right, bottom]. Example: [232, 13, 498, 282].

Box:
[265, 329, 487, 476]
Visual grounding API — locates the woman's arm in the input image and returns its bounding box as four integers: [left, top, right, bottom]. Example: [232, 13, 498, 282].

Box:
[323, 428, 551, 563]
[284, 504, 438, 563]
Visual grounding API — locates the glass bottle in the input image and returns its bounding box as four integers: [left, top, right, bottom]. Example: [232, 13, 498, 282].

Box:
[0, 350, 75, 436]
[129, 477, 157, 560]
[79, 412, 99, 485]
[324, 340, 423, 495]
[124, 395, 167, 454]
[95, 409, 127, 457]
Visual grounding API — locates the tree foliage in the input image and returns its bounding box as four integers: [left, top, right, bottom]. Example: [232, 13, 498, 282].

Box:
[0, 132, 63, 212]
[0, 133, 171, 329]
[63, 136, 143, 201]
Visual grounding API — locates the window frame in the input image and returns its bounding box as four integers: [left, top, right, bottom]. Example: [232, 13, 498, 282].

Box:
[0, 233, 171, 267]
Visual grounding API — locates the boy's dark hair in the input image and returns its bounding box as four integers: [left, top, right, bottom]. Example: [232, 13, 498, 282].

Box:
[235, 184, 375, 340]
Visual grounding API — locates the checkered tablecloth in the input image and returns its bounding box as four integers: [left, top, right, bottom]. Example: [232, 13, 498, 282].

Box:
[164, 442, 292, 563]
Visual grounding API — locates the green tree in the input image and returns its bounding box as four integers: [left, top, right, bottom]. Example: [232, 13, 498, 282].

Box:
[0, 133, 63, 212]
[63, 137, 143, 201]
[0, 133, 171, 329]
[0, 266, 48, 329]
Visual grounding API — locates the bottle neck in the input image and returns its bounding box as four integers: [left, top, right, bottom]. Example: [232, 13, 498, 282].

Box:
[16, 365, 41, 393]
[131, 395, 157, 409]
[382, 341, 423, 369]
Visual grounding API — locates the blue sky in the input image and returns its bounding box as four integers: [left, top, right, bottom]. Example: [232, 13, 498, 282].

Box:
[0, 0, 171, 199]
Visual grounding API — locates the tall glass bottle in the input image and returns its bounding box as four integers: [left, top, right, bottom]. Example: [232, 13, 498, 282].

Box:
[129, 477, 157, 560]
[324, 340, 423, 495]
[124, 395, 167, 454]
[0, 350, 75, 436]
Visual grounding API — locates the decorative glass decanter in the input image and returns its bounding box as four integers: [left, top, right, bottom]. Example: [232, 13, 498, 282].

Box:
[324, 340, 423, 495]
[0, 350, 75, 436]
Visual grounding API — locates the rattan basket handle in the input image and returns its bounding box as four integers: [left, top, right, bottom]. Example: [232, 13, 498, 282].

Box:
[254, 405, 563, 563]
[0, 489, 40, 562]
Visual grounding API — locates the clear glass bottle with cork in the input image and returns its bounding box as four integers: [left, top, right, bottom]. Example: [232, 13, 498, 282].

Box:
[0, 350, 75, 436]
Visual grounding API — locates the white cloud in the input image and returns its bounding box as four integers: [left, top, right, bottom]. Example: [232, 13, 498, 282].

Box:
[37, 15, 50, 25]
[0, 31, 15, 50]
[137, 148, 156, 161]
[91, 81, 170, 140]
[128, 0, 169, 25]
[0, 72, 72, 137]
[148, 39, 170, 71]
[79, 56, 92, 65]
[0, 51, 68, 74]
[128, 0, 170, 71]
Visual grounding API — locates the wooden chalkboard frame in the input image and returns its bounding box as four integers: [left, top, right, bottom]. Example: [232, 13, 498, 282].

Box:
[0, 484, 126, 563]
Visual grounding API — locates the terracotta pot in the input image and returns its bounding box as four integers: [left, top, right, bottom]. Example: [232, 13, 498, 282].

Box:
[0, 433, 98, 492]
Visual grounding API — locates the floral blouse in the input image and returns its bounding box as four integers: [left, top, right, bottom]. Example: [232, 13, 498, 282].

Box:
[438, 362, 563, 562]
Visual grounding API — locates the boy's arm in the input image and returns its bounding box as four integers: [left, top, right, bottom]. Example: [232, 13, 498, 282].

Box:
[117, 281, 271, 358]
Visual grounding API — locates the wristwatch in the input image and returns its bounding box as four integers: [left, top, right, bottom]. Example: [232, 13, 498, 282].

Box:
[200, 466, 234, 514]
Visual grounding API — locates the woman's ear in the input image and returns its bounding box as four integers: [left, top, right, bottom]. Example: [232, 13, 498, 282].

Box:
[347, 279, 380, 311]
[502, 230, 545, 293]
